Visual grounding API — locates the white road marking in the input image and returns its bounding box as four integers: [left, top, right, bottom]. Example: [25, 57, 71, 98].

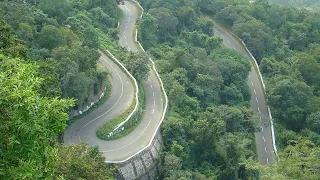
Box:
[78, 56, 124, 142]
[101, 4, 157, 154]
[102, 115, 153, 153]
[124, 5, 132, 16]
[102, 4, 157, 153]
[226, 39, 231, 44]
[258, 107, 261, 113]
[249, 74, 251, 78]
[122, 5, 132, 50]
[267, 158, 269, 165]
[251, 81, 254, 86]
[256, 97, 259, 103]
[254, 89, 257, 94]
[151, 85, 153, 89]
[265, 147, 268, 154]
[221, 35, 225, 38]
[233, 47, 236, 50]
[152, 109, 155, 114]
[154, 100, 156, 106]
[153, 92, 154, 97]
[263, 136, 266, 142]
[261, 126, 264, 132]
[260, 116, 262, 121]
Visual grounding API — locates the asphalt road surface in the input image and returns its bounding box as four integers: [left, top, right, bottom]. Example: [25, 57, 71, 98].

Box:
[64, 1, 164, 162]
[63, 51, 135, 161]
[213, 22, 274, 165]
[109, 1, 164, 161]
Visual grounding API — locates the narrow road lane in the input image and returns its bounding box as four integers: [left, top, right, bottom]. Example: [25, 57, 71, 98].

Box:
[100, 1, 164, 161]
[63, 52, 135, 160]
[213, 22, 274, 165]
[64, 0, 164, 162]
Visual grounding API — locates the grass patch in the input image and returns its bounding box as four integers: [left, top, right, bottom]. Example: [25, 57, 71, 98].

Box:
[95, 48, 138, 140]
[96, 82, 146, 140]
[66, 62, 112, 126]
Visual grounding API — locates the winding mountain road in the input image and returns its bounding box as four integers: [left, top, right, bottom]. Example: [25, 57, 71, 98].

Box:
[213, 22, 275, 165]
[64, 1, 164, 162]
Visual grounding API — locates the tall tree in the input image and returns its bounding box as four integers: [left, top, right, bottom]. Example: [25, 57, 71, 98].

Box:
[138, 13, 158, 49]
[268, 78, 313, 131]
[36, 25, 67, 50]
[149, 7, 178, 42]
[54, 143, 116, 180]
[0, 56, 74, 179]
[246, 139, 320, 180]
[124, 52, 150, 82]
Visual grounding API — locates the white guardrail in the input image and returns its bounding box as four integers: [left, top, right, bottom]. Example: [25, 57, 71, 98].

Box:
[227, 31, 279, 159]
[104, 50, 139, 136]
[105, 0, 168, 163]
[133, 0, 277, 162]
[240, 40, 278, 158]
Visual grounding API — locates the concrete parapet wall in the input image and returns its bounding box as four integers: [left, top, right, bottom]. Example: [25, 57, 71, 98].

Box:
[114, 131, 162, 180]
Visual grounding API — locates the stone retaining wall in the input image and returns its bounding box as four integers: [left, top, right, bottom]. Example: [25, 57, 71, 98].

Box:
[112, 131, 162, 180]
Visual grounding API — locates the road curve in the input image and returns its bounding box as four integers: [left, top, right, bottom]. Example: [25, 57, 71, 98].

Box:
[101, 1, 164, 162]
[64, 1, 164, 162]
[63, 52, 135, 160]
[213, 22, 274, 165]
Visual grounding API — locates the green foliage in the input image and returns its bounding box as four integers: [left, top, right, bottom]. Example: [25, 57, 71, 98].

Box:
[54, 143, 117, 180]
[140, 0, 320, 178]
[0, 1, 35, 29]
[138, 13, 158, 49]
[209, 48, 251, 87]
[0, 0, 121, 109]
[138, 1, 256, 178]
[38, 0, 72, 23]
[16, 23, 34, 41]
[36, 25, 67, 50]
[268, 0, 320, 9]
[0, 56, 74, 179]
[198, 0, 320, 178]
[0, 0, 125, 179]
[162, 153, 182, 177]
[245, 139, 320, 179]
[89, 7, 114, 29]
[232, 19, 275, 61]
[306, 111, 320, 134]
[122, 52, 150, 82]
[0, 19, 27, 57]
[96, 82, 146, 141]
[293, 52, 320, 85]
[149, 7, 178, 42]
[82, 27, 100, 49]
[268, 77, 312, 131]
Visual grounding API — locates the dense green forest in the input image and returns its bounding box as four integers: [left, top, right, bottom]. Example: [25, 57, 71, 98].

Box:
[268, 0, 320, 9]
[2, 0, 320, 179]
[206, 0, 320, 148]
[0, 0, 121, 178]
[138, 0, 257, 179]
[0, 0, 121, 108]
[138, 0, 320, 179]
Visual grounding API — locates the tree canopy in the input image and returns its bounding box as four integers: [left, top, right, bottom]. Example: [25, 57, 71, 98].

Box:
[0, 1, 121, 179]
[139, 0, 320, 178]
